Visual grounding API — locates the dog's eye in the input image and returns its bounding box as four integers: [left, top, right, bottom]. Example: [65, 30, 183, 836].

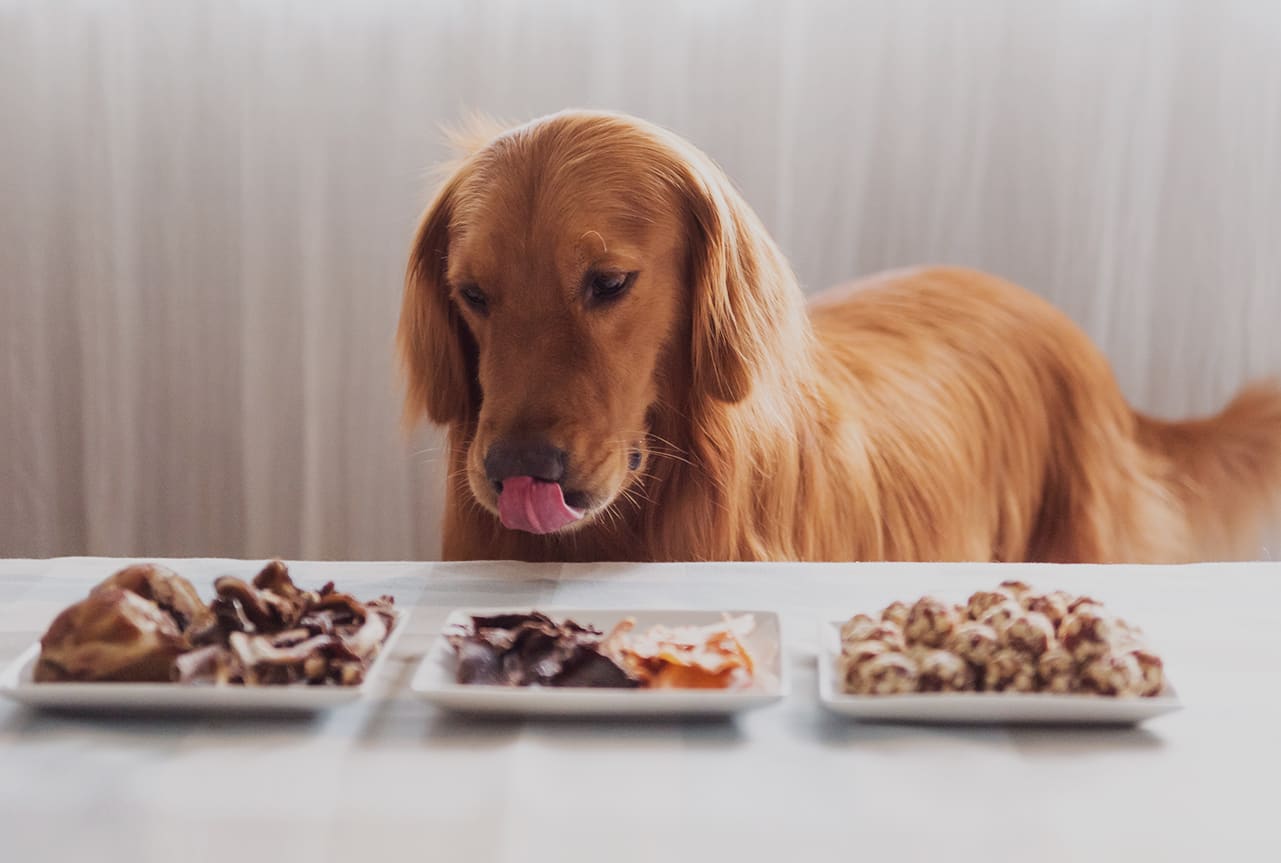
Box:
[457, 284, 488, 313]
[587, 270, 636, 303]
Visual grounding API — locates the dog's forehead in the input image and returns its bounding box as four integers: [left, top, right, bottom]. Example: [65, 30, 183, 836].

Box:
[447, 143, 678, 286]
[456, 155, 663, 229]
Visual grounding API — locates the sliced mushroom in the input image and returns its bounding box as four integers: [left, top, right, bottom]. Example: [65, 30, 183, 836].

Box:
[213, 577, 277, 630]
[340, 608, 389, 661]
[228, 631, 338, 669]
[251, 559, 293, 594]
[173, 644, 232, 684]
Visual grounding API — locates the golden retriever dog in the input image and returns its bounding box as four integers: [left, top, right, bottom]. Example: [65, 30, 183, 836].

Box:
[398, 110, 1281, 563]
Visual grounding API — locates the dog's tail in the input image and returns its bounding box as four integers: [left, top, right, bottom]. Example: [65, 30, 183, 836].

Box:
[1136, 380, 1281, 559]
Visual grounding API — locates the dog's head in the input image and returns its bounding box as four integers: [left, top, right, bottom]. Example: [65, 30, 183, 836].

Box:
[399, 110, 797, 535]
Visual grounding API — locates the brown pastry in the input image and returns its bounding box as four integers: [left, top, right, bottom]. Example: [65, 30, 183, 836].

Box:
[1080, 652, 1144, 696]
[36, 588, 188, 682]
[984, 648, 1038, 692]
[1127, 647, 1165, 697]
[1058, 606, 1127, 663]
[841, 615, 907, 651]
[904, 597, 958, 647]
[837, 640, 891, 689]
[947, 621, 1000, 665]
[1037, 647, 1078, 693]
[1068, 596, 1103, 613]
[1023, 591, 1071, 628]
[1001, 611, 1056, 657]
[845, 652, 919, 695]
[978, 599, 1023, 634]
[839, 614, 880, 643]
[965, 589, 1014, 621]
[840, 638, 891, 665]
[866, 623, 908, 651]
[916, 649, 976, 692]
[880, 601, 911, 629]
[997, 580, 1033, 600]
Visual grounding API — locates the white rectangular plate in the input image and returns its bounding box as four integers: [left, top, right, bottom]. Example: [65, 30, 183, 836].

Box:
[817, 619, 1183, 725]
[0, 610, 409, 714]
[412, 608, 786, 717]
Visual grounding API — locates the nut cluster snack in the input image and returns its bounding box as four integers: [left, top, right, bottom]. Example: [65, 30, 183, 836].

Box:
[36, 560, 398, 686]
[837, 581, 1165, 697]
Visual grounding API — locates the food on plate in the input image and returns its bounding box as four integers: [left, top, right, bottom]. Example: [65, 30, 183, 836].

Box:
[603, 614, 756, 689]
[840, 616, 906, 652]
[1036, 646, 1078, 694]
[35, 560, 398, 686]
[880, 600, 911, 629]
[984, 648, 1038, 692]
[447, 612, 758, 690]
[844, 651, 919, 695]
[1080, 653, 1145, 696]
[1001, 611, 1056, 657]
[1068, 595, 1103, 613]
[839, 613, 880, 643]
[997, 579, 1033, 600]
[965, 589, 1012, 621]
[93, 563, 215, 635]
[914, 648, 975, 692]
[1023, 591, 1072, 627]
[837, 583, 1167, 697]
[903, 596, 958, 648]
[36, 588, 191, 683]
[977, 599, 1023, 633]
[178, 562, 398, 687]
[1058, 605, 1129, 663]
[1128, 648, 1165, 697]
[837, 640, 891, 679]
[447, 612, 639, 688]
[947, 621, 1000, 665]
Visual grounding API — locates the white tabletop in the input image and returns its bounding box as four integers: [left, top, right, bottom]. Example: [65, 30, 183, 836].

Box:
[2, 557, 1278, 863]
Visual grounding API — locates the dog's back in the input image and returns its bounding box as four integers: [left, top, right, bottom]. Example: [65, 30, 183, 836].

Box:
[810, 267, 1281, 562]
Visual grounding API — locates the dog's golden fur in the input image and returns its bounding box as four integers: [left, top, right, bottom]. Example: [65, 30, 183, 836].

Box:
[399, 110, 1281, 562]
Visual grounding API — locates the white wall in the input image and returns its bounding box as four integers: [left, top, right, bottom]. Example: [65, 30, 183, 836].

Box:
[2, 0, 1279, 559]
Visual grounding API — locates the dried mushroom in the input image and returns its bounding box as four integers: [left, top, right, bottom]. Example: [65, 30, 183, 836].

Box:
[36, 560, 397, 687]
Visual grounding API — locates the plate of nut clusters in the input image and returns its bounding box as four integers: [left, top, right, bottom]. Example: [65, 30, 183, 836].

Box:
[818, 581, 1182, 725]
[411, 609, 786, 716]
[0, 560, 406, 713]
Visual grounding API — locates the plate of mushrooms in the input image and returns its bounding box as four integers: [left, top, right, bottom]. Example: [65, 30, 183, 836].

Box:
[0, 560, 407, 713]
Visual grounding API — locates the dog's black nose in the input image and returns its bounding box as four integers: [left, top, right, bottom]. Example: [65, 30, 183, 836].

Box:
[484, 439, 567, 489]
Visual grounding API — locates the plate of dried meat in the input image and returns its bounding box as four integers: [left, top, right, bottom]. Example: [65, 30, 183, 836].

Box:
[0, 560, 408, 714]
[411, 608, 787, 716]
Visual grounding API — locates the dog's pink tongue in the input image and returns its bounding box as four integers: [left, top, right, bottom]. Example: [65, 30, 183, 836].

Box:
[497, 476, 584, 534]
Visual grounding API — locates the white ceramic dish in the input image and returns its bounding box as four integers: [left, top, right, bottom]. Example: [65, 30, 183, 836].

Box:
[0, 610, 409, 714]
[412, 608, 787, 717]
[816, 619, 1183, 725]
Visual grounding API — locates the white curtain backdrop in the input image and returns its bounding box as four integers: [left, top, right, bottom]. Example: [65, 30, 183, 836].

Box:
[3, 0, 1279, 559]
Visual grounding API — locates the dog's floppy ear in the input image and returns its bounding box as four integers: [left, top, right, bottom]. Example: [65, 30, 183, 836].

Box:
[677, 154, 799, 405]
[397, 171, 476, 428]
